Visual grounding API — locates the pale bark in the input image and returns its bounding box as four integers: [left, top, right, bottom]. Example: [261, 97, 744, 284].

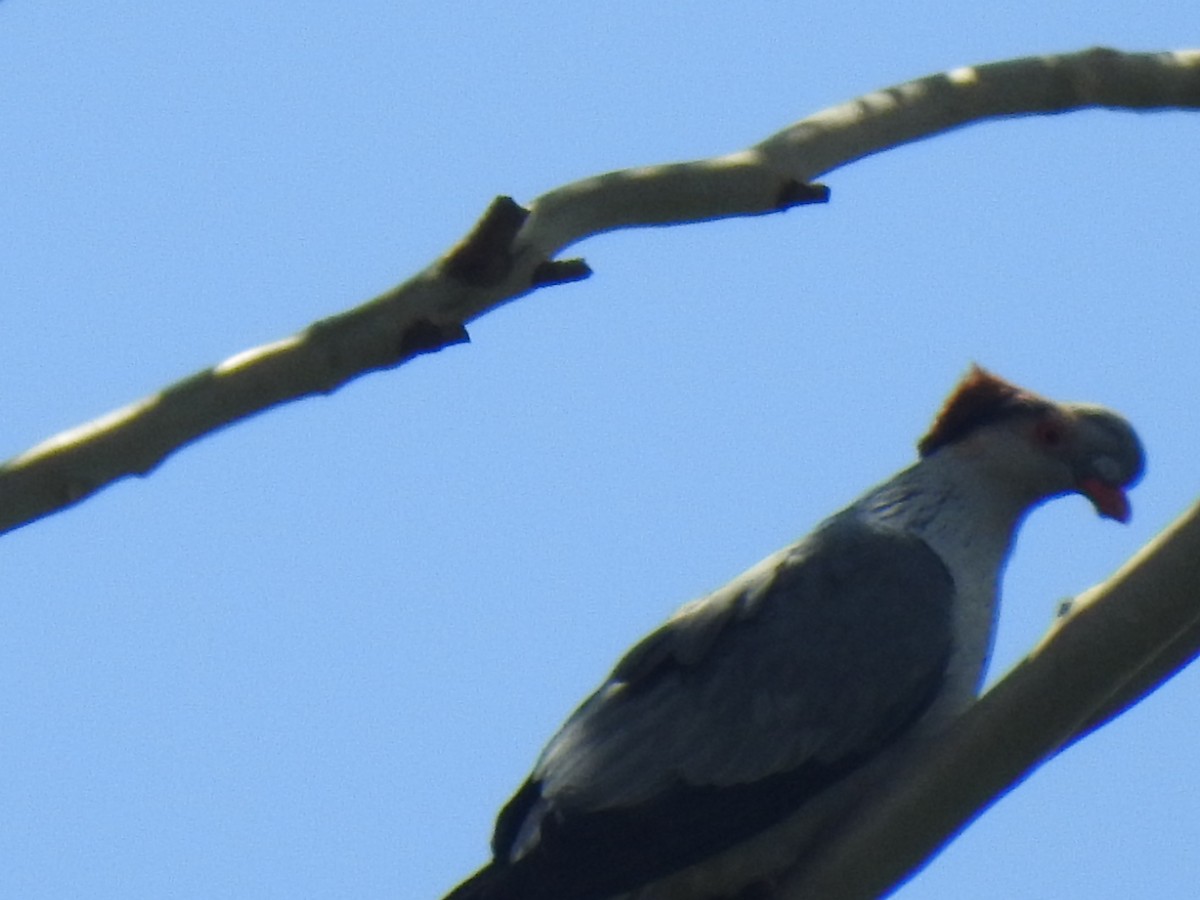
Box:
[2, 47, 1196, 537]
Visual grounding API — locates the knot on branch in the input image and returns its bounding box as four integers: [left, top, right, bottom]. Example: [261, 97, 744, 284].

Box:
[775, 180, 831, 210]
[531, 258, 592, 288]
[397, 319, 471, 361]
[440, 196, 530, 287]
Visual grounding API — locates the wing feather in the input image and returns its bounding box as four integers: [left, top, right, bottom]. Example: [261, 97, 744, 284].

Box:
[473, 514, 955, 900]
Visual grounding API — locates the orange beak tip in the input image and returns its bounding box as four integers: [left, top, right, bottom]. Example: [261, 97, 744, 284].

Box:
[1080, 477, 1131, 524]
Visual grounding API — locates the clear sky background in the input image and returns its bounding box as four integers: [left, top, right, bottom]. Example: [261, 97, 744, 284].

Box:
[2, 4, 1198, 899]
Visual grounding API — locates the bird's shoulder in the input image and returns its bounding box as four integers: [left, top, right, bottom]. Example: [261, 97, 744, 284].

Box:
[610, 513, 955, 695]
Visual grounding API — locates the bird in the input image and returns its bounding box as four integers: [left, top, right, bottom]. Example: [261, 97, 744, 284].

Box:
[441, 365, 1144, 900]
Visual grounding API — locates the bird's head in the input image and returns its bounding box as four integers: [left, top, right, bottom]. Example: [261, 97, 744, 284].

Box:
[918, 366, 1145, 522]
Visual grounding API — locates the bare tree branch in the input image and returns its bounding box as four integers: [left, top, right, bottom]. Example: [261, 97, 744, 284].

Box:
[1, 46, 1197, 539]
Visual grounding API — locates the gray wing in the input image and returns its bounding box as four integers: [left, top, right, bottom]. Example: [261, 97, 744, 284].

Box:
[482, 515, 954, 900]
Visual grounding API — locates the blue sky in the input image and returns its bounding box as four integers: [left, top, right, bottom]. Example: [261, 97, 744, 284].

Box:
[2, 3, 1198, 898]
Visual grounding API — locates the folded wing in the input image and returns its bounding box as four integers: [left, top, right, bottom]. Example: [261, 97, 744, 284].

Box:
[478, 516, 955, 900]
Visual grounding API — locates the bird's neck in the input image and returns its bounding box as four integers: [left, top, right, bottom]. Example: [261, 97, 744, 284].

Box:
[852, 454, 1034, 705]
[853, 453, 1032, 562]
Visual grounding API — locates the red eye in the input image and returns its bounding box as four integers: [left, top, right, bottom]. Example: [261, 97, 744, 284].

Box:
[1035, 419, 1064, 448]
